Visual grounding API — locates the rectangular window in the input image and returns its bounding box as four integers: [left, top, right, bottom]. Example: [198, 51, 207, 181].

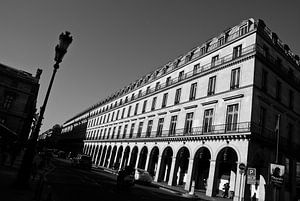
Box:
[162, 93, 168, 108]
[178, 71, 184, 81]
[134, 103, 139, 115]
[119, 99, 123, 106]
[218, 36, 225, 46]
[189, 83, 197, 101]
[116, 126, 122, 139]
[129, 123, 135, 138]
[111, 112, 115, 122]
[107, 113, 110, 123]
[142, 100, 147, 113]
[211, 55, 219, 67]
[146, 120, 153, 137]
[193, 64, 200, 75]
[131, 93, 135, 101]
[169, 115, 178, 136]
[155, 82, 160, 90]
[137, 122, 143, 138]
[111, 127, 116, 139]
[289, 90, 294, 109]
[233, 45, 242, 59]
[239, 24, 248, 36]
[156, 118, 164, 137]
[138, 90, 142, 97]
[103, 128, 107, 139]
[123, 124, 128, 139]
[276, 80, 281, 102]
[121, 108, 125, 118]
[151, 97, 157, 111]
[184, 112, 194, 134]
[226, 104, 239, 132]
[146, 86, 151, 94]
[230, 68, 240, 90]
[103, 115, 106, 124]
[174, 88, 181, 105]
[127, 106, 132, 117]
[107, 127, 111, 139]
[262, 69, 268, 92]
[207, 76, 216, 96]
[259, 107, 266, 129]
[125, 96, 128, 103]
[203, 109, 214, 133]
[166, 76, 171, 86]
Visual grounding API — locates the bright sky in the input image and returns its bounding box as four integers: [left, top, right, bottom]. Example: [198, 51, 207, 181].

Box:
[0, 0, 299, 132]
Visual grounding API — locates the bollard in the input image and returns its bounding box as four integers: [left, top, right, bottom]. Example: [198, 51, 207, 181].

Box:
[189, 180, 195, 195]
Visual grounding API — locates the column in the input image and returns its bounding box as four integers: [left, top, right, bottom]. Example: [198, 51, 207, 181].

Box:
[144, 152, 150, 171]
[167, 157, 177, 186]
[101, 149, 108, 167]
[127, 150, 132, 166]
[233, 163, 243, 201]
[97, 146, 103, 166]
[119, 150, 125, 170]
[184, 158, 194, 191]
[135, 150, 141, 169]
[154, 155, 162, 182]
[206, 160, 216, 197]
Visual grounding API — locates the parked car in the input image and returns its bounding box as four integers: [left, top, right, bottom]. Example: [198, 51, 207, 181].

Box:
[117, 166, 135, 188]
[134, 168, 153, 184]
[72, 154, 92, 169]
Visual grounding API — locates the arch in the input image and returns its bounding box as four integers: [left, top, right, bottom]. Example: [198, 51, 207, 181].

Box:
[121, 146, 130, 169]
[109, 146, 118, 168]
[137, 146, 148, 169]
[100, 145, 107, 166]
[213, 147, 238, 198]
[114, 146, 123, 170]
[104, 145, 112, 167]
[191, 147, 211, 190]
[129, 146, 139, 167]
[171, 146, 190, 186]
[95, 145, 103, 166]
[92, 145, 99, 164]
[147, 146, 159, 177]
[158, 146, 173, 182]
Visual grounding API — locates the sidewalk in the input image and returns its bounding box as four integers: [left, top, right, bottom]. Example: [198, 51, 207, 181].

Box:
[0, 151, 54, 201]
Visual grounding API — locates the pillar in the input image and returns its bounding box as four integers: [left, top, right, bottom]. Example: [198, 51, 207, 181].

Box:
[135, 150, 141, 169]
[233, 163, 244, 201]
[206, 159, 216, 197]
[154, 155, 162, 182]
[119, 149, 125, 170]
[144, 152, 150, 171]
[167, 157, 177, 186]
[184, 158, 194, 191]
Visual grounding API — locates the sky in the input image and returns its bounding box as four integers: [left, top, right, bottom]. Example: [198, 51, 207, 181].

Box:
[0, 0, 299, 133]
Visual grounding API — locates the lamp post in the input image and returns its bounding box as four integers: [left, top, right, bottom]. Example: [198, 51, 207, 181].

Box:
[16, 32, 73, 186]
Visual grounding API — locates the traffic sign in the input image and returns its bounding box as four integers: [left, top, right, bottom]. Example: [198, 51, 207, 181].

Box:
[247, 167, 256, 185]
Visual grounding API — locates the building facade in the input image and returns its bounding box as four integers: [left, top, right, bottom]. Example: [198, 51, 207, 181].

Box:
[63, 18, 300, 201]
[0, 63, 42, 145]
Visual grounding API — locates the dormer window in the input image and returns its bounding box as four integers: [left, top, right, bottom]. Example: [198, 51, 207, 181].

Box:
[218, 36, 225, 46]
[239, 24, 248, 36]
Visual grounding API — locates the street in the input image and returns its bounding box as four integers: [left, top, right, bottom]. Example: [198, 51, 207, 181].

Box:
[43, 159, 200, 201]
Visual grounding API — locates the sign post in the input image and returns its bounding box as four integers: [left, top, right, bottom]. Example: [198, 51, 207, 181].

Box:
[247, 168, 256, 185]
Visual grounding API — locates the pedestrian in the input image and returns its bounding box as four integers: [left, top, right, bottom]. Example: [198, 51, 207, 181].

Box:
[222, 182, 230, 198]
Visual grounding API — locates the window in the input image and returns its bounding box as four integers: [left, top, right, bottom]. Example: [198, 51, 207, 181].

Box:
[193, 64, 200, 75]
[111, 127, 116, 139]
[178, 71, 184, 81]
[134, 103, 139, 115]
[226, 104, 239, 132]
[261, 69, 268, 92]
[211, 55, 219, 67]
[127, 106, 132, 117]
[111, 112, 115, 122]
[122, 124, 128, 139]
[116, 126, 122, 139]
[146, 86, 151, 94]
[3, 95, 14, 110]
[155, 82, 160, 90]
[239, 24, 248, 36]
[142, 100, 147, 113]
[131, 93, 135, 101]
[259, 107, 266, 129]
[119, 99, 123, 106]
[203, 109, 214, 133]
[166, 76, 171, 86]
[169, 115, 177, 136]
[151, 97, 157, 111]
[189, 83, 197, 101]
[230, 68, 240, 90]
[184, 113, 194, 134]
[138, 90, 142, 97]
[107, 113, 110, 123]
[208, 76, 216, 96]
[125, 96, 128, 103]
[289, 90, 294, 109]
[146, 120, 153, 137]
[103, 115, 106, 124]
[103, 128, 107, 139]
[121, 108, 125, 118]
[233, 45, 242, 59]
[107, 127, 111, 139]
[156, 118, 164, 137]
[276, 80, 281, 101]
[174, 88, 181, 105]
[129, 123, 135, 138]
[137, 122, 143, 138]
[162, 93, 168, 108]
[287, 123, 294, 144]
[218, 36, 225, 46]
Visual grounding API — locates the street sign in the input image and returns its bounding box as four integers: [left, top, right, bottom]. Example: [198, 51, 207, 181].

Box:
[239, 163, 246, 174]
[247, 167, 256, 185]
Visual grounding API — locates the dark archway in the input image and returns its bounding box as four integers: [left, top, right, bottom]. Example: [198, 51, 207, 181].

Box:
[137, 146, 148, 169]
[147, 147, 159, 177]
[104, 145, 112, 167]
[109, 146, 117, 168]
[121, 146, 130, 169]
[129, 146, 138, 167]
[100, 145, 107, 166]
[158, 147, 173, 182]
[114, 146, 123, 170]
[92, 145, 99, 164]
[172, 147, 190, 186]
[95, 145, 103, 166]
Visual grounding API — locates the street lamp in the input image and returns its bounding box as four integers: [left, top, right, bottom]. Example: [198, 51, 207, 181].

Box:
[16, 32, 73, 186]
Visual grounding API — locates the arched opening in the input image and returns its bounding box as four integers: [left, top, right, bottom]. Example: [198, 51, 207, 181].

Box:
[95, 145, 103, 166]
[114, 146, 123, 170]
[92, 145, 99, 164]
[121, 146, 130, 169]
[104, 145, 112, 167]
[213, 147, 238, 198]
[100, 145, 107, 166]
[158, 147, 173, 183]
[109, 146, 117, 168]
[147, 147, 159, 177]
[129, 146, 138, 167]
[191, 147, 211, 191]
[137, 146, 148, 169]
[172, 147, 190, 186]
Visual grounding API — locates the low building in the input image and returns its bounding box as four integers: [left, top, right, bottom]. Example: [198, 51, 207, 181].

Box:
[63, 18, 300, 201]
